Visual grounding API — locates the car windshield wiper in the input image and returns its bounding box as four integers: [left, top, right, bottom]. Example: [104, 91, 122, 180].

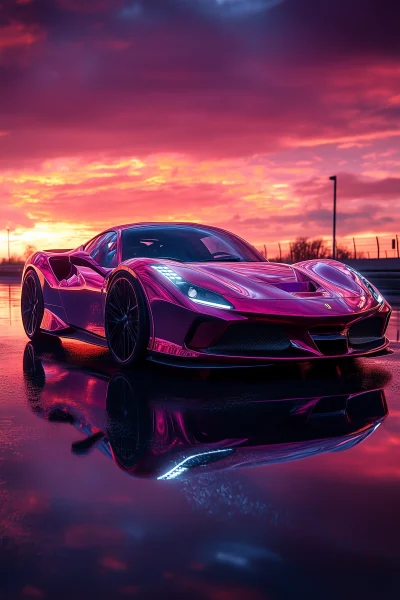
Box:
[158, 257, 185, 262]
[211, 256, 242, 262]
[155, 256, 244, 263]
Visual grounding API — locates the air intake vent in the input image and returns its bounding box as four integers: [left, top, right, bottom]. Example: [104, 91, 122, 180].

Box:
[313, 337, 348, 356]
[348, 317, 384, 345]
[205, 322, 291, 356]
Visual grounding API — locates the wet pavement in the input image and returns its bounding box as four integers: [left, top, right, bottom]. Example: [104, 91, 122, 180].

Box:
[1, 282, 400, 600]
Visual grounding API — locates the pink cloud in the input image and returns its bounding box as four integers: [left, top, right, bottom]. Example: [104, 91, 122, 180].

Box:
[0, 0, 399, 255]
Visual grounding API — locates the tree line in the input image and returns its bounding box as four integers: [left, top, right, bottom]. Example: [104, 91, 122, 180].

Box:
[276, 237, 351, 262]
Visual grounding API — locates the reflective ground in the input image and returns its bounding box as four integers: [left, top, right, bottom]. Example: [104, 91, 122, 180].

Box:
[1, 282, 399, 600]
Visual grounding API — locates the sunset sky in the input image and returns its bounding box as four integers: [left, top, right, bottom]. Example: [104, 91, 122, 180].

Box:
[1, 0, 400, 259]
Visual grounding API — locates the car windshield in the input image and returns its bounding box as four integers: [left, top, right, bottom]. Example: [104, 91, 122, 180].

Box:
[121, 226, 265, 263]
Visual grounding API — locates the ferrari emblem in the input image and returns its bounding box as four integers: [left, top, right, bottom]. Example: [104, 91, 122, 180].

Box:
[324, 303, 332, 309]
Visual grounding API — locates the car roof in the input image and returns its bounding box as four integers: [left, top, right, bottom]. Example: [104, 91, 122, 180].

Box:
[100, 222, 232, 236]
[118, 222, 220, 232]
[81, 223, 228, 250]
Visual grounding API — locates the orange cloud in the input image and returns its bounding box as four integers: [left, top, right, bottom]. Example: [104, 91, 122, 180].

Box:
[284, 129, 400, 149]
[1, 150, 400, 260]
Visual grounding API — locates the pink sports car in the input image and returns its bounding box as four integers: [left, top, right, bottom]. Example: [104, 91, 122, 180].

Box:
[21, 223, 391, 367]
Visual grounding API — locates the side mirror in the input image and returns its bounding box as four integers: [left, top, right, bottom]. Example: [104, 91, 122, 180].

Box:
[70, 253, 107, 278]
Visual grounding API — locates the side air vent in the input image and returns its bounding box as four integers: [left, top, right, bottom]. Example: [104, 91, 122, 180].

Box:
[49, 256, 74, 281]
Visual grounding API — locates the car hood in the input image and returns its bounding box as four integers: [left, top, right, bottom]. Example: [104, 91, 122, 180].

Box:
[169, 261, 366, 301]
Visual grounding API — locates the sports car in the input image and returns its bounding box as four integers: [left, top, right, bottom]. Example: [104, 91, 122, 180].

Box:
[21, 222, 391, 367]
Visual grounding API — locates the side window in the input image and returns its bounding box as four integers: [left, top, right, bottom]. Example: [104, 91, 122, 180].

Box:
[84, 235, 102, 254]
[89, 232, 118, 268]
[201, 235, 228, 255]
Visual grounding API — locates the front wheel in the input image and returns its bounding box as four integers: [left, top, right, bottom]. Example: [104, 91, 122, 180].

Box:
[105, 272, 150, 367]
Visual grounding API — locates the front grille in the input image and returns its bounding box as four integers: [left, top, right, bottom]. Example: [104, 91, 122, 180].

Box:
[205, 322, 291, 356]
[309, 325, 345, 335]
[348, 317, 384, 345]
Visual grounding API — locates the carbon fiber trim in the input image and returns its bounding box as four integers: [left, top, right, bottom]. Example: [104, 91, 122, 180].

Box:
[205, 322, 291, 355]
[348, 316, 385, 345]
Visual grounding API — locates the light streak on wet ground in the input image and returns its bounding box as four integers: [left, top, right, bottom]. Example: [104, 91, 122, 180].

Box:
[0, 282, 399, 599]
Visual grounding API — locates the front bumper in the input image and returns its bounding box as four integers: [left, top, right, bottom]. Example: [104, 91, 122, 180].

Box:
[148, 298, 392, 366]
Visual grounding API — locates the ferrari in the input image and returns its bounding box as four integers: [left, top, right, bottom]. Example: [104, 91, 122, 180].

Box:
[21, 222, 391, 367]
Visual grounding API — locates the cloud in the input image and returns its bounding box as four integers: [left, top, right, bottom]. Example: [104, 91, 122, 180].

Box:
[294, 173, 400, 200]
[1, 56, 399, 167]
[3, 154, 399, 256]
[224, 205, 396, 233]
[0, 1, 399, 164]
[0, 0, 399, 256]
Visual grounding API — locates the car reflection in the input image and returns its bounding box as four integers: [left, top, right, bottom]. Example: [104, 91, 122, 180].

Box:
[23, 342, 389, 480]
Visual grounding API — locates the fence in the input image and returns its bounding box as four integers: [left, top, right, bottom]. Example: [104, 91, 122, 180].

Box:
[257, 235, 400, 262]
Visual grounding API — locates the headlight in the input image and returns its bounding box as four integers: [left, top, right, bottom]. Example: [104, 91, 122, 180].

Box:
[346, 266, 384, 304]
[152, 265, 234, 310]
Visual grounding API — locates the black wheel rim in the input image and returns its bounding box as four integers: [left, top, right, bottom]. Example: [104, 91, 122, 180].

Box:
[21, 275, 40, 336]
[106, 277, 139, 363]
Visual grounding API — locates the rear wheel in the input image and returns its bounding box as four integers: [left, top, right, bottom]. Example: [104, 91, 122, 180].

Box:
[21, 271, 45, 341]
[105, 272, 150, 367]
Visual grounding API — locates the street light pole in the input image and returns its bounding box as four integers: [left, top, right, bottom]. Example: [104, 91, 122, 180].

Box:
[329, 176, 337, 259]
[6, 228, 10, 263]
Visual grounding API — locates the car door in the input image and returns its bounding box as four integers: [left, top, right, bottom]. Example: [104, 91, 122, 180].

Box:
[59, 231, 118, 336]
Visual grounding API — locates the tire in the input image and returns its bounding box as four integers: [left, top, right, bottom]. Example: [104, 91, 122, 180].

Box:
[21, 270, 45, 341]
[105, 272, 150, 367]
